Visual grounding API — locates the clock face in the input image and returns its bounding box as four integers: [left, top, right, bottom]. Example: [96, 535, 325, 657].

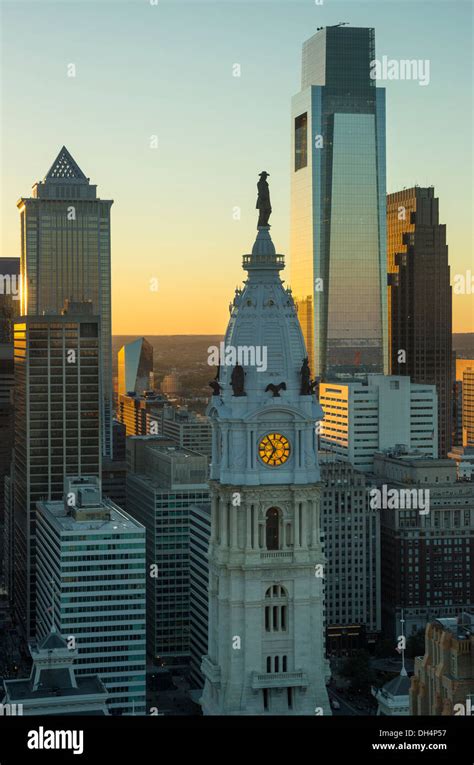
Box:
[259, 433, 291, 466]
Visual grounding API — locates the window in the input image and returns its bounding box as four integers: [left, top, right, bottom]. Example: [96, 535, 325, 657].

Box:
[266, 508, 281, 550]
[264, 585, 289, 633]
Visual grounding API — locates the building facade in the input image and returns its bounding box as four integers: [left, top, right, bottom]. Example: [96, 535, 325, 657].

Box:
[462, 366, 474, 446]
[17, 146, 113, 457]
[151, 405, 212, 457]
[387, 187, 452, 457]
[291, 25, 387, 379]
[320, 457, 381, 653]
[189, 502, 211, 689]
[0, 257, 20, 570]
[117, 337, 154, 396]
[35, 477, 146, 715]
[410, 613, 474, 715]
[13, 309, 101, 636]
[373, 453, 474, 639]
[200, 224, 330, 715]
[126, 437, 209, 669]
[319, 374, 438, 472]
[118, 391, 167, 437]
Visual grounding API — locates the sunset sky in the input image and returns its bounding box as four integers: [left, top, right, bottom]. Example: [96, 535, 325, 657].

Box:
[1, 0, 472, 335]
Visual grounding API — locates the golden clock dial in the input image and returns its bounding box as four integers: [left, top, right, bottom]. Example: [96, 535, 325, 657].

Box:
[258, 433, 291, 466]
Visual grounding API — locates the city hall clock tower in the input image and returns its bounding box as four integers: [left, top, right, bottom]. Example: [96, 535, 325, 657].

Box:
[201, 184, 331, 715]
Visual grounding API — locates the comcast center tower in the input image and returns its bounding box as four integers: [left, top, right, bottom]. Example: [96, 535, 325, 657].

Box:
[291, 25, 388, 380]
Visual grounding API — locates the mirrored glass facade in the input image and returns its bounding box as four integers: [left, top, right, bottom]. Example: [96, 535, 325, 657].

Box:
[291, 26, 388, 380]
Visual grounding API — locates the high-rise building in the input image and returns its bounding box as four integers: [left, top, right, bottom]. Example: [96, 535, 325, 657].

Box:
[201, 223, 330, 716]
[3, 471, 14, 599]
[35, 476, 146, 715]
[291, 25, 388, 379]
[126, 437, 209, 670]
[411, 612, 474, 715]
[0, 257, 20, 571]
[319, 374, 438, 472]
[13, 308, 101, 635]
[0, 344, 14, 537]
[189, 502, 211, 689]
[373, 452, 474, 639]
[117, 337, 154, 396]
[118, 391, 167, 436]
[462, 367, 474, 446]
[387, 187, 452, 456]
[150, 404, 212, 457]
[320, 457, 381, 654]
[18, 147, 113, 457]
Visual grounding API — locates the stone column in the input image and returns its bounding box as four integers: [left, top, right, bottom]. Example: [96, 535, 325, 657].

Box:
[311, 497, 318, 547]
[294, 501, 300, 548]
[221, 496, 228, 547]
[246, 504, 252, 550]
[301, 499, 308, 548]
[254, 504, 260, 549]
[231, 505, 238, 549]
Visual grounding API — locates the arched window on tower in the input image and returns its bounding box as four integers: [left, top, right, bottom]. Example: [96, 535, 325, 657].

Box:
[264, 585, 289, 634]
[265, 507, 281, 550]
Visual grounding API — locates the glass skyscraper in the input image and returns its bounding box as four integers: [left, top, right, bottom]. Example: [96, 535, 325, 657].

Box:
[17, 147, 113, 457]
[13, 309, 101, 636]
[291, 26, 388, 380]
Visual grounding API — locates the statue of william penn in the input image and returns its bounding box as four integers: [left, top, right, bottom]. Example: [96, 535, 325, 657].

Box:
[256, 171, 272, 227]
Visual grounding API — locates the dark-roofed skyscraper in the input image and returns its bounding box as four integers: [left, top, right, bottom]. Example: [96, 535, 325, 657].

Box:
[17, 147, 113, 457]
[387, 187, 452, 456]
[291, 26, 388, 380]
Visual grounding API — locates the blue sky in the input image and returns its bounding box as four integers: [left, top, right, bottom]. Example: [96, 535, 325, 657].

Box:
[1, 0, 472, 333]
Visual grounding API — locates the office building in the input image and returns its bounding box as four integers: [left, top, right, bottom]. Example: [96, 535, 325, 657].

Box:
[411, 612, 474, 715]
[0, 257, 20, 567]
[117, 337, 154, 396]
[373, 452, 474, 639]
[320, 457, 381, 653]
[291, 25, 387, 379]
[126, 437, 209, 669]
[201, 223, 330, 715]
[35, 476, 146, 715]
[462, 366, 474, 446]
[387, 187, 452, 456]
[151, 405, 212, 457]
[118, 391, 167, 437]
[319, 374, 438, 472]
[189, 502, 211, 689]
[13, 308, 101, 636]
[18, 146, 113, 457]
[112, 418, 126, 461]
[101, 457, 127, 510]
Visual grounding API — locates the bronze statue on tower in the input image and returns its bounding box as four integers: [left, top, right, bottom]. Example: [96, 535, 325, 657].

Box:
[256, 171, 272, 227]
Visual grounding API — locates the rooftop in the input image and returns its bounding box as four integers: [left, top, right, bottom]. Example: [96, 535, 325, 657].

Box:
[37, 498, 144, 534]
